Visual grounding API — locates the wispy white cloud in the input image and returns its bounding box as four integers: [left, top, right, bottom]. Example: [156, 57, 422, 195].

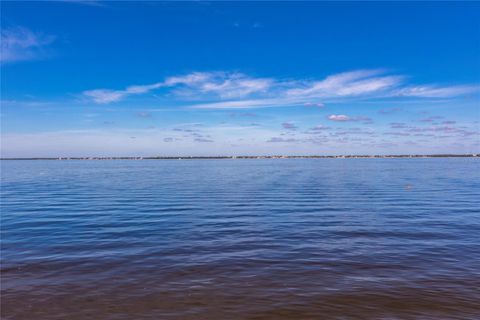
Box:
[1, 27, 55, 63]
[83, 89, 127, 104]
[83, 83, 164, 103]
[394, 85, 477, 98]
[164, 72, 213, 86]
[328, 114, 351, 121]
[83, 72, 272, 103]
[165, 72, 273, 99]
[286, 70, 403, 98]
[82, 69, 478, 107]
[187, 98, 295, 110]
[303, 102, 325, 108]
[126, 83, 164, 94]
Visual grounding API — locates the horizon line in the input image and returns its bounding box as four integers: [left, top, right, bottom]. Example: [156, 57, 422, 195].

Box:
[1, 154, 479, 160]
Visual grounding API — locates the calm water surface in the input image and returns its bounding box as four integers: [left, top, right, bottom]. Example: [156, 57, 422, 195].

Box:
[1, 159, 479, 319]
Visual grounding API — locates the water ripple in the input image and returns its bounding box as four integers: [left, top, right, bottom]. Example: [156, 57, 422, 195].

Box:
[1, 158, 480, 319]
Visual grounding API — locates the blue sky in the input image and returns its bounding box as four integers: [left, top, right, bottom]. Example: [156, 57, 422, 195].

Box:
[1, 1, 479, 157]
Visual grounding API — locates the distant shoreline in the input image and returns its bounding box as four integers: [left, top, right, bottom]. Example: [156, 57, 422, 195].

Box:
[1, 154, 478, 160]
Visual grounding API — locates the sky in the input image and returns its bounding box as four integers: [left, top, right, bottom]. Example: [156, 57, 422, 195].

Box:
[1, 1, 479, 157]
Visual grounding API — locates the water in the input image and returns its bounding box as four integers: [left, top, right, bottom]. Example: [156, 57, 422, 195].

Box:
[1, 159, 479, 319]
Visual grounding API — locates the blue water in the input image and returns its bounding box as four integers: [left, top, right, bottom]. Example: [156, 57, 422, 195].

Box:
[1, 159, 480, 319]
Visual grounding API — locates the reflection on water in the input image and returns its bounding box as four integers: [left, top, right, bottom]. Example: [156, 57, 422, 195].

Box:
[1, 159, 479, 319]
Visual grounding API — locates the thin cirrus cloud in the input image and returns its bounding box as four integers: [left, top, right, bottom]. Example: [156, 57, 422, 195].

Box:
[187, 98, 294, 110]
[83, 83, 164, 104]
[285, 69, 403, 98]
[394, 85, 477, 98]
[83, 72, 273, 104]
[166, 72, 274, 99]
[82, 69, 478, 107]
[0, 26, 56, 63]
[304, 102, 325, 108]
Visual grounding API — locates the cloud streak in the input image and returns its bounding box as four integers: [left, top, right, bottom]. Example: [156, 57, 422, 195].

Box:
[1, 26, 55, 63]
[82, 72, 273, 104]
[82, 69, 478, 107]
[394, 85, 477, 98]
[286, 69, 403, 98]
[83, 83, 164, 104]
[166, 72, 273, 99]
